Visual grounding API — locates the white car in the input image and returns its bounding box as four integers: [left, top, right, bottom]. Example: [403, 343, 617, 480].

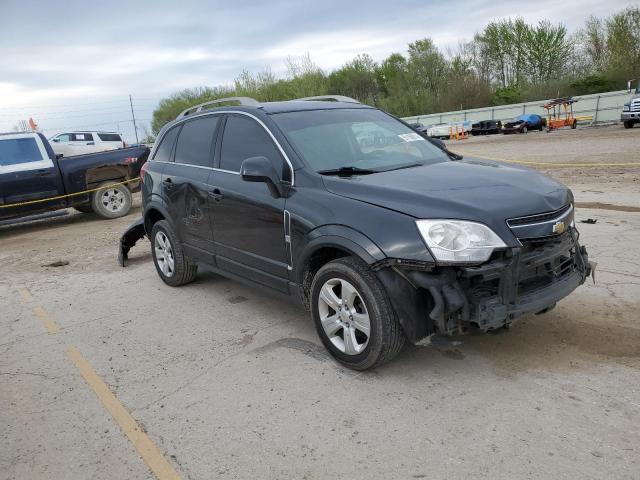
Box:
[49, 131, 125, 157]
[425, 121, 472, 139]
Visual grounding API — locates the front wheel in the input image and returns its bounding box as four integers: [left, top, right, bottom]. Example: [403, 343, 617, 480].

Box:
[624, 121, 634, 129]
[91, 181, 132, 219]
[310, 257, 405, 370]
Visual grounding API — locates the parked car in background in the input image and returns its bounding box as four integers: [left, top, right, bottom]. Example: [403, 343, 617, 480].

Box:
[49, 131, 125, 157]
[0, 132, 149, 220]
[502, 114, 545, 134]
[471, 119, 502, 136]
[120, 95, 593, 371]
[621, 80, 640, 129]
[425, 121, 471, 139]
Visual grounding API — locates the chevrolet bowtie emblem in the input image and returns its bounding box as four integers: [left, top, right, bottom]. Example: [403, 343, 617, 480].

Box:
[552, 221, 566, 234]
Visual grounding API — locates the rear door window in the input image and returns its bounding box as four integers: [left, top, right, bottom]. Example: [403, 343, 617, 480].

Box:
[219, 115, 284, 177]
[71, 133, 94, 141]
[153, 126, 181, 162]
[174, 116, 219, 167]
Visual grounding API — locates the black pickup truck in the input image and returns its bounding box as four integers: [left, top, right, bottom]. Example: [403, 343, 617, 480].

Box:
[0, 132, 149, 221]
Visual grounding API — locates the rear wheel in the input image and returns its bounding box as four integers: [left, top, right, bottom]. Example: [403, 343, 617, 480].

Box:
[151, 220, 197, 286]
[310, 257, 405, 370]
[91, 181, 132, 219]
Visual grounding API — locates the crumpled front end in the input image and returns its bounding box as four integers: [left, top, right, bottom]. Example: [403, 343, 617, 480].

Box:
[375, 207, 594, 343]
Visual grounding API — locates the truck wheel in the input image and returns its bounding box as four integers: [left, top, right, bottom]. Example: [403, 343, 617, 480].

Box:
[624, 121, 634, 129]
[310, 257, 406, 370]
[73, 204, 93, 214]
[91, 181, 132, 219]
[151, 220, 197, 286]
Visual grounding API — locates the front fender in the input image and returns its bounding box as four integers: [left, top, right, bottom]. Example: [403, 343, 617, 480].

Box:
[295, 224, 386, 283]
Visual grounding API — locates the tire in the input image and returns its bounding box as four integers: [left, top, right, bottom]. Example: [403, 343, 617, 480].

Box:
[150, 220, 198, 286]
[91, 181, 132, 219]
[73, 204, 93, 214]
[571, 120, 577, 129]
[624, 121, 634, 129]
[310, 257, 406, 370]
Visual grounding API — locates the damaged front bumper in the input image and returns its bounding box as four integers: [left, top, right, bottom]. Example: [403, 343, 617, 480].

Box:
[118, 217, 146, 267]
[376, 229, 594, 342]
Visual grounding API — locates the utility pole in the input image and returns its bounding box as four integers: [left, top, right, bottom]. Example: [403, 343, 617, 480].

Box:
[129, 94, 139, 144]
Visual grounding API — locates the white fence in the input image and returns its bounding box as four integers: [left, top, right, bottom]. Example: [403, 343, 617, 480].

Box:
[402, 90, 631, 126]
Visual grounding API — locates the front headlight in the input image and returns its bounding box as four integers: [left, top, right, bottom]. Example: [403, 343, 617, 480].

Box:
[623, 104, 630, 112]
[416, 219, 507, 263]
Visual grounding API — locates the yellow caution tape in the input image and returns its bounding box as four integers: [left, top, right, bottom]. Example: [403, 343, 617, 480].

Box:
[0, 178, 140, 209]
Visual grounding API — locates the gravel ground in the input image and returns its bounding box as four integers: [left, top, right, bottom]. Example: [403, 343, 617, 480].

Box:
[1, 125, 639, 480]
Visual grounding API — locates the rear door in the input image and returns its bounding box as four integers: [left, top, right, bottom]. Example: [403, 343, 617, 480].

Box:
[69, 133, 96, 155]
[162, 115, 220, 258]
[209, 114, 289, 292]
[0, 134, 66, 218]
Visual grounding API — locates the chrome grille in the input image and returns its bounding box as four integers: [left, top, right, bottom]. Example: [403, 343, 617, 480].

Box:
[507, 204, 571, 227]
[631, 99, 640, 112]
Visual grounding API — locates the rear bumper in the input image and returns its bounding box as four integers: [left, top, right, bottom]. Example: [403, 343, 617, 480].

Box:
[377, 230, 592, 342]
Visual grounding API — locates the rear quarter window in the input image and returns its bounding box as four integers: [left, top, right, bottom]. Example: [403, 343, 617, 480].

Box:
[152, 126, 181, 162]
[97, 133, 123, 142]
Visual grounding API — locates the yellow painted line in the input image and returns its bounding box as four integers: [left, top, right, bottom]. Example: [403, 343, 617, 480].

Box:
[18, 287, 33, 303]
[66, 346, 182, 480]
[451, 153, 640, 168]
[33, 306, 61, 334]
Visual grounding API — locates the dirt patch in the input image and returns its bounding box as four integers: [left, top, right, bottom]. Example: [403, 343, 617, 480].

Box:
[575, 202, 640, 213]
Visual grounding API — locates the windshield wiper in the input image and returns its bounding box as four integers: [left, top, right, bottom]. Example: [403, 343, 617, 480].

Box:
[317, 166, 378, 176]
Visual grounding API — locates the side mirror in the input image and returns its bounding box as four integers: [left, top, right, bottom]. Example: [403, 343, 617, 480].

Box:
[52, 138, 59, 142]
[240, 156, 284, 197]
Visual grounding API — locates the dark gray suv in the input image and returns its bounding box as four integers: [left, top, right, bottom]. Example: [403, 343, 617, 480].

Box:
[121, 95, 593, 370]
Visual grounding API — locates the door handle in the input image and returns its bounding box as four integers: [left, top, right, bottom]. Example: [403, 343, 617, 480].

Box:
[87, 142, 95, 145]
[208, 188, 224, 201]
[36, 169, 53, 177]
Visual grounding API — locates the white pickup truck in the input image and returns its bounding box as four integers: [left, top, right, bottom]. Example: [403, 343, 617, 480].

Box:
[49, 131, 125, 157]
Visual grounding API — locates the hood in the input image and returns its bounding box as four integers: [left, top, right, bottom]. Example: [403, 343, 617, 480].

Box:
[322, 158, 571, 243]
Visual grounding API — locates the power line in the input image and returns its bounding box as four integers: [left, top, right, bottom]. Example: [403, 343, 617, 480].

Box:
[0, 98, 159, 111]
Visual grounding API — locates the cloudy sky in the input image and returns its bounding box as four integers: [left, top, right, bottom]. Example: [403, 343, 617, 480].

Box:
[0, 0, 633, 141]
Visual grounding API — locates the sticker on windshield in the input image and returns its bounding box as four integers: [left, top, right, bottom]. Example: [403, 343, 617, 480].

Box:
[398, 133, 425, 142]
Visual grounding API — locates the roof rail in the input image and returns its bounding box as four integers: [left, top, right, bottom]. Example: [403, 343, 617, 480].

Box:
[177, 97, 260, 119]
[295, 95, 360, 104]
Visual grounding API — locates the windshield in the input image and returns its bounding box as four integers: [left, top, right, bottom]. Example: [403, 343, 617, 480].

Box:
[271, 108, 448, 172]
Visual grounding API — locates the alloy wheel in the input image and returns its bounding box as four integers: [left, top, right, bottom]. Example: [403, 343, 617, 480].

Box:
[317, 278, 371, 355]
[100, 188, 126, 213]
[154, 231, 175, 277]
